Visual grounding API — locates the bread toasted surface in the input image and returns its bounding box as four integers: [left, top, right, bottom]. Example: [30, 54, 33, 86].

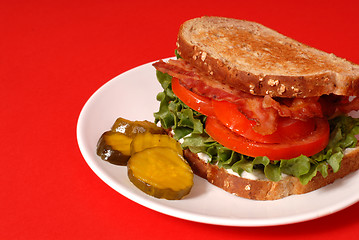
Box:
[176, 16, 359, 98]
[183, 147, 359, 200]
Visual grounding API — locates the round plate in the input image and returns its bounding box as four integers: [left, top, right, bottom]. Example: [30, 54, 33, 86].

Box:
[77, 59, 359, 227]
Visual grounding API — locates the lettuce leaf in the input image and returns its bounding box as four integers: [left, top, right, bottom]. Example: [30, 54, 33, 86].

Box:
[154, 70, 359, 185]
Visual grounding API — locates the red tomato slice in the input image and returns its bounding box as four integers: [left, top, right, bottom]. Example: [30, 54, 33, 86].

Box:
[171, 77, 215, 116]
[212, 100, 316, 143]
[205, 117, 329, 160]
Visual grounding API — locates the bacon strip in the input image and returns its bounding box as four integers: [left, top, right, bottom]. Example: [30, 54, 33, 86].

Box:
[153, 59, 328, 135]
[338, 97, 359, 114]
[154, 59, 250, 101]
[263, 96, 323, 119]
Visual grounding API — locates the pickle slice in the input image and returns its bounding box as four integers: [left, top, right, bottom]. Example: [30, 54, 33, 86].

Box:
[97, 118, 166, 165]
[111, 117, 165, 137]
[96, 131, 132, 165]
[128, 147, 193, 200]
[130, 132, 183, 156]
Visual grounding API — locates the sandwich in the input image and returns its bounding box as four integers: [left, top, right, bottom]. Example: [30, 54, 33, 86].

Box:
[152, 16, 359, 200]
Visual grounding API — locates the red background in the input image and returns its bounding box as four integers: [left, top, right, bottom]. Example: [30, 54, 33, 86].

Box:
[2, 0, 359, 239]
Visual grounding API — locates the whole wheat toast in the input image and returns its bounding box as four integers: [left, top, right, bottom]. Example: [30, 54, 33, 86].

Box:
[176, 16, 359, 98]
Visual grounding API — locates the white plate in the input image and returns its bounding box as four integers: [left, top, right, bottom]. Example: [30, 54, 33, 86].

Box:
[77, 59, 359, 227]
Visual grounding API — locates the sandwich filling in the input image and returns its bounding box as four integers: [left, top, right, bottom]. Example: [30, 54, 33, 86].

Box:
[153, 56, 359, 184]
[154, 58, 359, 135]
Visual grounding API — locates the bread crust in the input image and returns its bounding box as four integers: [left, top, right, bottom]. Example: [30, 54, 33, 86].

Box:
[176, 16, 359, 98]
[183, 147, 359, 200]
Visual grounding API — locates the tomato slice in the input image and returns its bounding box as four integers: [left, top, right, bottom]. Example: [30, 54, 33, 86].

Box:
[205, 117, 329, 160]
[171, 77, 215, 116]
[212, 100, 316, 143]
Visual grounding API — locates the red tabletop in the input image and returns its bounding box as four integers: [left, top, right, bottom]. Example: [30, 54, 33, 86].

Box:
[2, 0, 359, 239]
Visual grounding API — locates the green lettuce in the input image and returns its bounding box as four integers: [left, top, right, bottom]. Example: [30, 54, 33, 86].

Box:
[154, 71, 359, 185]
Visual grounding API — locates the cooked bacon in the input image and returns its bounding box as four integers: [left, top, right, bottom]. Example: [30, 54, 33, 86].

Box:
[152, 59, 345, 135]
[237, 97, 279, 135]
[263, 96, 323, 120]
[153, 59, 250, 101]
[337, 96, 359, 114]
[317, 95, 359, 118]
[153, 59, 200, 82]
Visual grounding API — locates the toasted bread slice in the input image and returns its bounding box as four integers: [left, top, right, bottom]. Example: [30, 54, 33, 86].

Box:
[183, 147, 359, 200]
[176, 16, 359, 98]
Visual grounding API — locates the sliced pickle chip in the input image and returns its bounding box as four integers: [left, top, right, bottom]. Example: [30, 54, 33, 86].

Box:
[130, 132, 183, 156]
[128, 147, 193, 200]
[96, 131, 132, 165]
[111, 117, 165, 137]
[97, 118, 166, 165]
